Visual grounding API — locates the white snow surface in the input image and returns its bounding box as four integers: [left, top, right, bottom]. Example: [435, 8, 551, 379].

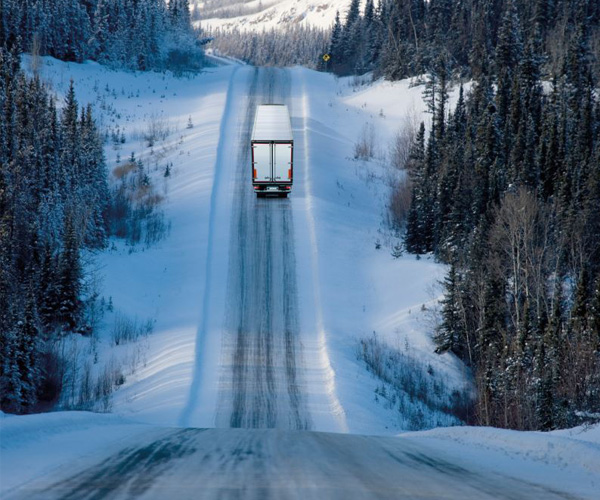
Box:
[196, 0, 351, 32]
[2, 56, 599, 498]
[403, 425, 600, 499]
[17, 55, 468, 435]
[0, 411, 154, 495]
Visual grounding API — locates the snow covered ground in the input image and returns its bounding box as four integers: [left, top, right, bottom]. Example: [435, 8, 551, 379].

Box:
[2, 55, 599, 498]
[404, 425, 600, 499]
[195, 0, 350, 32]
[22, 55, 240, 424]
[297, 68, 473, 434]
[18, 54, 469, 435]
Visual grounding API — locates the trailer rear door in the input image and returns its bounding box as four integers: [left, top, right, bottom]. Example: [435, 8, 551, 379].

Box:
[253, 143, 271, 182]
[273, 143, 292, 182]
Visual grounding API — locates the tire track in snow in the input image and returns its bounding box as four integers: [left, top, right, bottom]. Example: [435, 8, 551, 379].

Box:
[14, 428, 583, 500]
[217, 67, 311, 430]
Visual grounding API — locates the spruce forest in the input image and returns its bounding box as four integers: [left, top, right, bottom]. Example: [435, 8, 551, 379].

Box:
[1, 0, 202, 70]
[0, 51, 108, 412]
[328, 0, 600, 430]
[0, 0, 202, 413]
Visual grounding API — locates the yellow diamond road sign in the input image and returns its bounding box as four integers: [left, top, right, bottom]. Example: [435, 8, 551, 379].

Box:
[323, 54, 331, 62]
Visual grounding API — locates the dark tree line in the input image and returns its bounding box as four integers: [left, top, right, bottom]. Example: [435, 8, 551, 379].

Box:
[0, 48, 109, 412]
[206, 24, 329, 68]
[327, 0, 382, 75]
[0, 1, 200, 414]
[328, 0, 600, 83]
[0, 0, 202, 71]
[398, 2, 600, 430]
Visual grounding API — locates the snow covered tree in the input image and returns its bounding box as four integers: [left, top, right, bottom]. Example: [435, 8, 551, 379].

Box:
[3, 0, 203, 71]
[0, 50, 109, 413]
[435, 262, 466, 357]
[57, 214, 82, 331]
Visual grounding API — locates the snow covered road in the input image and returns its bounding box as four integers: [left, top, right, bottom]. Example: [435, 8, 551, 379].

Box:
[178, 66, 342, 430]
[215, 68, 311, 429]
[5, 426, 581, 500]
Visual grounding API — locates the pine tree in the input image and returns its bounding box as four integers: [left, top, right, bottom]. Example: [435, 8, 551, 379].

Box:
[1, 326, 24, 413]
[17, 283, 41, 410]
[39, 243, 59, 327]
[435, 262, 466, 357]
[423, 52, 450, 142]
[61, 80, 79, 183]
[57, 213, 82, 331]
[344, 0, 361, 33]
[328, 11, 342, 73]
[79, 104, 108, 248]
[405, 123, 427, 253]
[436, 86, 467, 257]
[469, 2, 493, 80]
[538, 79, 561, 200]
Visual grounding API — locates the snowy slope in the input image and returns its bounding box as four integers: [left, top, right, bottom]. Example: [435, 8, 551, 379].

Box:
[19, 55, 470, 434]
[21, 55, 239, 424]
[293, 69, 471, 433]
[195, 0, 351, 32]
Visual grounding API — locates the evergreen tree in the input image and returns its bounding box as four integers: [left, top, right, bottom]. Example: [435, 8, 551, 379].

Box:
[57, 213, 82, 330]
[435, 262, 465, 357]
[362, 0, 376, 69]
[328, 11, 342, 72]
[344, 0, 361, 33]
[17, 283, 41, 410]
[405, 123, 427, 253]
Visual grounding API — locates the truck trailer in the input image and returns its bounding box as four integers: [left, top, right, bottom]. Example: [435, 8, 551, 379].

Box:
[251, 104, 293, 197]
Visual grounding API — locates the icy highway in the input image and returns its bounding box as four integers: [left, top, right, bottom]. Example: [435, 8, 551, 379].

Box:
[6, 426, 580, 500]
[214, 68, 311, 429]
[177, 65, 343, 431]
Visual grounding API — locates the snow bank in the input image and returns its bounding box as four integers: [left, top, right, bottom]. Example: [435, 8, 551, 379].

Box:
[196, 0, 348, 32]
[0, 412, 151, 496]
[290, 67, 472, 435]
[403, 425, 600, 499]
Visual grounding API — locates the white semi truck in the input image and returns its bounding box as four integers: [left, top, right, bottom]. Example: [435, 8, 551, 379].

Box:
[251, 104, 293, 197]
